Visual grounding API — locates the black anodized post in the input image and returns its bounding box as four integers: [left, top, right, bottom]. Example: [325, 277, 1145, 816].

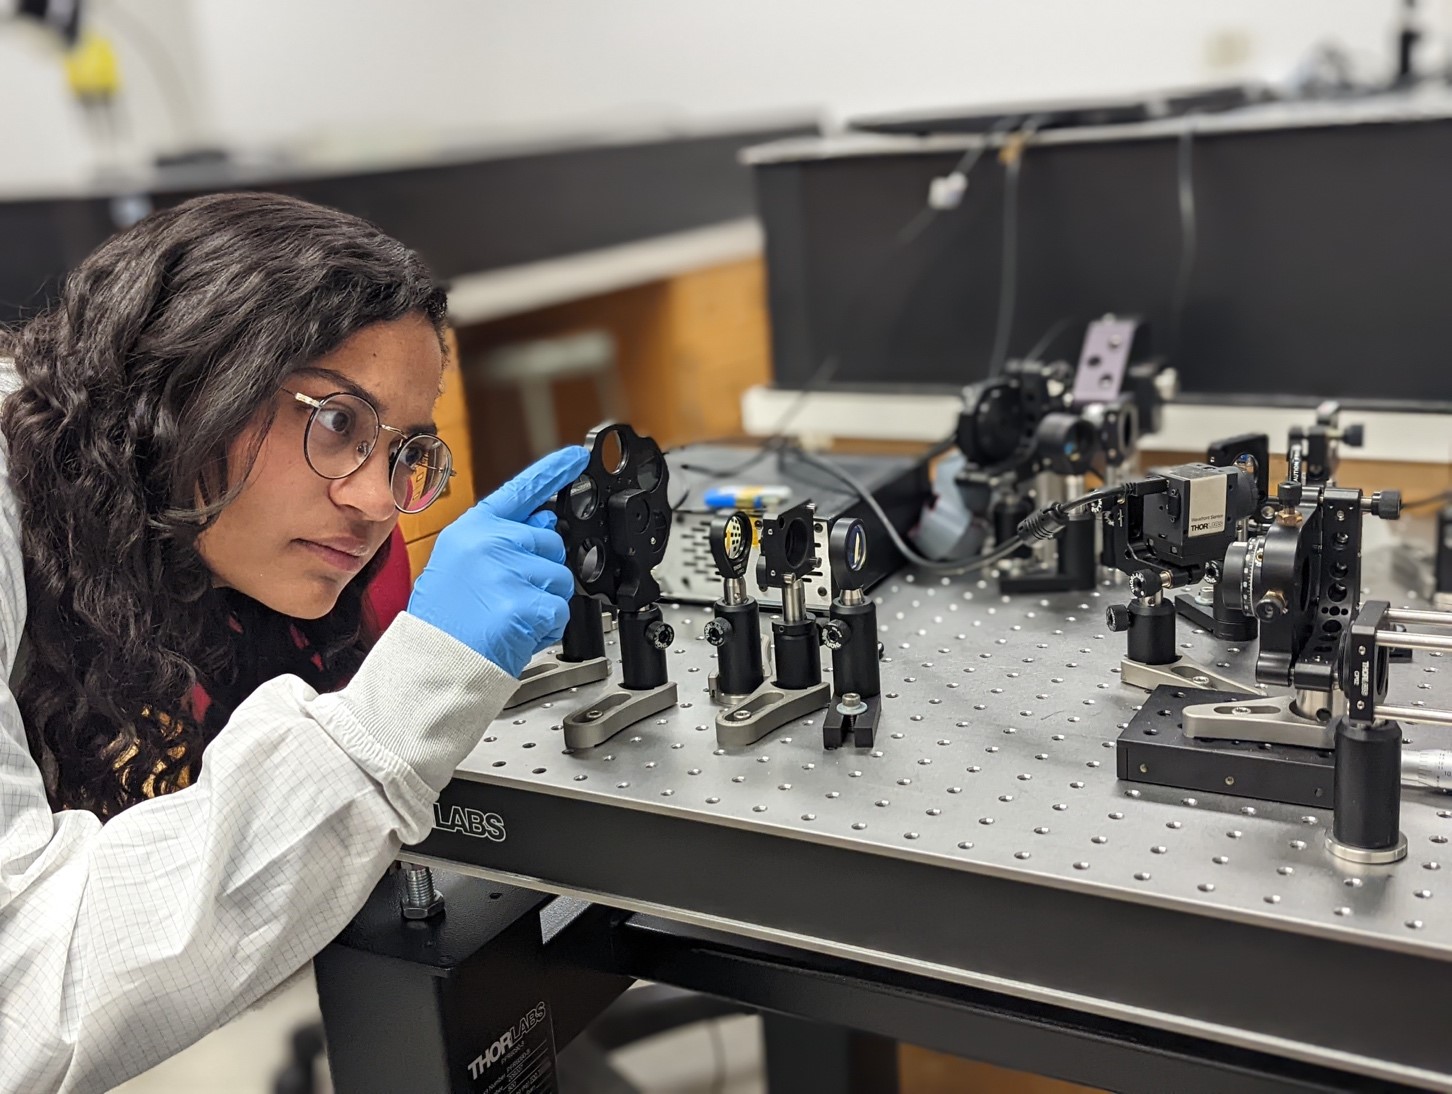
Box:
[1332, 717, 1403, 852]
[1128, 598, 1177, 665]
[1057, 517, 1097, 590]
[775, 619, 823, 691]
[830, 600, 880, 698]
[618, 606, 668, 691]
[561, 594, 606, 663]
[714, 600, 764, 696]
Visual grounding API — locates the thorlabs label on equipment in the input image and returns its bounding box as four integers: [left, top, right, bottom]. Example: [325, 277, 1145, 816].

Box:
[467, 1001, 555, 1092]
[434, 802, 507, 841]
[1185, 468, 1227, 537]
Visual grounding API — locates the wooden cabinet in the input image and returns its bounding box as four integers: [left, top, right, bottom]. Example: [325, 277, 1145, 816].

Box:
[460, 256, 774, 494]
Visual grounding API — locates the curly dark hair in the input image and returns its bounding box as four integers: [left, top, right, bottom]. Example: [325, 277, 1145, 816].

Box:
[0, 191, 448, 820]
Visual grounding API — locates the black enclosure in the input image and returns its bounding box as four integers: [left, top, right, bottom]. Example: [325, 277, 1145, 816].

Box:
[750, 109, 1452, 410]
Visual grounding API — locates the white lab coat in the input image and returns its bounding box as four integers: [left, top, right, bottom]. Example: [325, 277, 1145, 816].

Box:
[0, 366, 516, 1092]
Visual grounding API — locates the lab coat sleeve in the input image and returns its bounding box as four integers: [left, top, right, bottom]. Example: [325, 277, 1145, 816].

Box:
[0, 426, 516, 1092]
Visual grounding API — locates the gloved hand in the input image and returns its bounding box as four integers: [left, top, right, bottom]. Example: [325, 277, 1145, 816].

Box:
[409, 445, 589, 677]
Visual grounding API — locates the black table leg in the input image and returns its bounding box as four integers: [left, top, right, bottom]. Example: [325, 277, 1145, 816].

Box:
[761, 1013, 899, 1094]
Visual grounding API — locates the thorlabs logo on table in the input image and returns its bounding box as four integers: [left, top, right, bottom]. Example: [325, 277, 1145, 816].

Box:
[467, 1002, 549, 1079]
[433, 802, 506, 841]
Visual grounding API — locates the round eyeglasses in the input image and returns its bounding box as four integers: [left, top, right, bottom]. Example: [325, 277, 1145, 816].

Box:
[284, 390, 454, 514]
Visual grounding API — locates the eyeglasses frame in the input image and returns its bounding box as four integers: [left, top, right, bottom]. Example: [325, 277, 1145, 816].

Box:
[282, 388, 456, 513]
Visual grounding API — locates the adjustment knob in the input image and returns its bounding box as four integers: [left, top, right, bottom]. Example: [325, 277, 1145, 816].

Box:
[1255, 591, 1288, 621]
[1106, 604, 1133, 632]
[703, 619, 733, 647]
[1342, 423, 1365, 447]
[821, 619, 851, 650]
[645, 620, 675, 650]
[1278, 480, 1303, 509]
[1369, 489, 1402, 521]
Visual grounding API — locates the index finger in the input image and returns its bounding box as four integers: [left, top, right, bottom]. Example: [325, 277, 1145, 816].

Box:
[478, 446, 589, 523]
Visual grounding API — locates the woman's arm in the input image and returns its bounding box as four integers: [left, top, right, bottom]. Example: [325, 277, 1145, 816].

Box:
[0, 616, 515, 1093]
[0, 439, 589, 1092]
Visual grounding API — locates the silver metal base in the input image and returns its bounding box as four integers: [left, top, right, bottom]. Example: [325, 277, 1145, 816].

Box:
[504, 653, 610, 710]
[1182, 693, 1335, 749]
[1120, 655, 1258, 695]
[706, 671, 754, 708]
[716, 680, 830, 748]
[1326, 833, 1408, 864]
[562, 681, 678, 750]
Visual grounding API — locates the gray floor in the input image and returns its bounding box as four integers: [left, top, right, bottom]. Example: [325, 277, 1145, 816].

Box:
[113, 970, 765, 1094]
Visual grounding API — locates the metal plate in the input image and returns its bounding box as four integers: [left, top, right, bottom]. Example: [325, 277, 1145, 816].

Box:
[453, 538, 1452, 960]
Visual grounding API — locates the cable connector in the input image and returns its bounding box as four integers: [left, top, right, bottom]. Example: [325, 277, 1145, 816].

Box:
[1017, 503, 1070, 543]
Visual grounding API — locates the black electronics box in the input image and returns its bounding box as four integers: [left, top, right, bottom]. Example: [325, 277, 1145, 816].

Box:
[656, 444, 931, 611]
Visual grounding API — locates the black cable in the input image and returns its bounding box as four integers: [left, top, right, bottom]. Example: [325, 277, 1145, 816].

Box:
[693, 120, 1048, 483]
[782, 447, 1023, 574]
[1021, 314, 1082, 365]
[923, 435, 959, 460]
[784, 445, 1129, 575]
[676, 438, 788, 483]
[1403, 489, 1452, 511]
[912, 114, 1023, 237]
[664, 326, 845, 482]
[987, 153, 1022, 376]
[986, 116, 1044, 377]
[1068, 483, 1127, 513]
[732, 354, 841, 455]
[672, 119, 1029, 483]
[892, 204, 938, 248]
[1169, 121, 1199, 359]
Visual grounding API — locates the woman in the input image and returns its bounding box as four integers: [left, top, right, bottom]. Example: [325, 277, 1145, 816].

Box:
[0, 191, 584, 1093]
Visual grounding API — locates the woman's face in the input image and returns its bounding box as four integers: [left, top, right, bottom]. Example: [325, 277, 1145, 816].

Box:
[197, 313, 445, 619]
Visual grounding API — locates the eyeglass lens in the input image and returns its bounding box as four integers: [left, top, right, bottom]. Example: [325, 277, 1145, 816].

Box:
[303, 393, 452, 514]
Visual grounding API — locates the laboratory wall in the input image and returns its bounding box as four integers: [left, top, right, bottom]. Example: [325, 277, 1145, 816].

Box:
[1, 0, 1442, 190]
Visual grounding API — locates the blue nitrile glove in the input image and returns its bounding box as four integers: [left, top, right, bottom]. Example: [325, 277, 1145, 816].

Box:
[408, 446, 589, 676]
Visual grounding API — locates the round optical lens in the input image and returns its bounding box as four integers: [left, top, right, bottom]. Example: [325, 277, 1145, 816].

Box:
[393, 435, 452, 513]
[305, 393, 379, 479]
